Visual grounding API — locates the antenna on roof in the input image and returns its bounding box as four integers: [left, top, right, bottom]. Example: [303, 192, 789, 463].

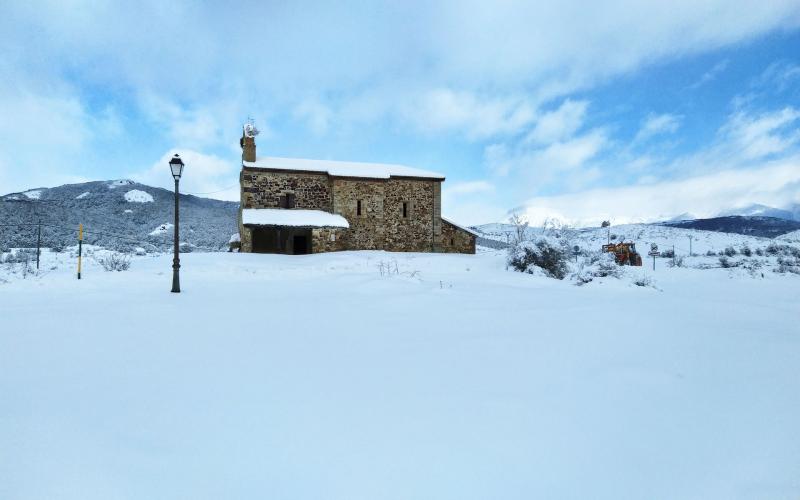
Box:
[243, 117, 260, 138]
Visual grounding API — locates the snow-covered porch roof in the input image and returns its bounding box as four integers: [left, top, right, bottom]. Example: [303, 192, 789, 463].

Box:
[442, 217, 479, 237]
[242, 208, 350, 229]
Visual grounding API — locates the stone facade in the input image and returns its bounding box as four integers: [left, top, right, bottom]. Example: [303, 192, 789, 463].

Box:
[241, 170, 332, 211]
[237, 141, 474, 255]
[441, 219, 477, 254]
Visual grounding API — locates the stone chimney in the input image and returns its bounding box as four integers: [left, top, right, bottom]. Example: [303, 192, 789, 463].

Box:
[240, 121, 259, 163]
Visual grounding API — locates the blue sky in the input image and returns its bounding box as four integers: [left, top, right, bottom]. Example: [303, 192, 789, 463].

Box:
[1, 1, 799, 225]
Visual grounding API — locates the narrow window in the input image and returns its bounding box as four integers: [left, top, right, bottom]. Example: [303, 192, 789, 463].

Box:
[402, 201, 408, 218]
[450, 238, 454, 246]
[286, 193, 296, 209]
[357, 199, 362, 216]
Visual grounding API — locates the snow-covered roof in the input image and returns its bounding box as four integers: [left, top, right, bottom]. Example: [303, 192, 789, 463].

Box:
[242, 208, 350, 228]
[442, 217, 480, 237]
[243, 157, 445, 180]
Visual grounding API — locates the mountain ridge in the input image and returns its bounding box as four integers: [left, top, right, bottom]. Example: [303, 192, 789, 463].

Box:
[1, 180, 238, 252]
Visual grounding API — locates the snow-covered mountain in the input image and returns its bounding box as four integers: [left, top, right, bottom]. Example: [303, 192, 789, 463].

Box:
[718, 203, 799, 221]
[0, 180, 238, 252]
[472, 220, 797, 255]
[662, 216, 800, 238]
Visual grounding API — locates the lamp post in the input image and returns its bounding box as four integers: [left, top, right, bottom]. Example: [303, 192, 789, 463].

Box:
[169, 154, 185, 293]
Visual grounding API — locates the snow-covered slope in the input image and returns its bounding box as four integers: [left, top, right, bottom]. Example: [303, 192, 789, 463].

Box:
[1, 250, 798, 499]
[0, 180, 237, 251]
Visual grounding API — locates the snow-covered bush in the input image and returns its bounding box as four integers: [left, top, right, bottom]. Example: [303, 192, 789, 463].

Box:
[776, 257, 800, 275]
[508, 237, 569, 279]
[661, 248, 675, 258]
[97, 253, 131, 272]
[740, 245, 752, 257]
[718, 256, 738, 268]
[723, 246, 737, 257]
[228, 233, 241, 252]
[706, 250, 716, 256]
[572, 252, 622, 285]
[755, 248, 764, 256]
[668, 255, 685, 268]
[766, 243, 800, 258]
[633, 275, 654, 287]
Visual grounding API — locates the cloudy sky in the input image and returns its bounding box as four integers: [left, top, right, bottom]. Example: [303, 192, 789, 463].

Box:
[2, 1, 800, 225]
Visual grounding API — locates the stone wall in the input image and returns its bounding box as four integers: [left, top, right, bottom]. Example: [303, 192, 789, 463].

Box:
[311, 228, 348, 253]
[383, 178, 437, 252]
[441, 219, 477, 254]
[239, 166, 459, 254]
[241, 169, 332, 210]
[331, 179, 387, 250]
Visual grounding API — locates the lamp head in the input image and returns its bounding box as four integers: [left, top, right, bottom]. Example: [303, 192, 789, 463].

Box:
[169, 154, 184, 180]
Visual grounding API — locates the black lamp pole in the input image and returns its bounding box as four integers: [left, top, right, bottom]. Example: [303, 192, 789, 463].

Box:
[169, 154, 185, 293]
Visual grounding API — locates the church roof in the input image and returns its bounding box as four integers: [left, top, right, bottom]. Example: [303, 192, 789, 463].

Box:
[243, 157, 445, 180]
[242, 208, 350, 228]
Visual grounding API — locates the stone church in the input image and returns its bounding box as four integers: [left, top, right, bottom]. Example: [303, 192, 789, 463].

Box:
[237, 124, 476, 255]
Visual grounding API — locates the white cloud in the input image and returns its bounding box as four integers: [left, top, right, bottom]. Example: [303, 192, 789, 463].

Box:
[754, 60, 800, 92]
[293, 98, 333, 135]
[519, 157, 800, 227]
[399, 88, 536, 139]
[689, 59, 729, 89]
[634, 113, 682, 143]
[526, 99, 589, 144]
[718, 107, 800, 160]
[131, 150, 239, 201]
[485, 128, 608, 192]
[4, 1, 798, 140]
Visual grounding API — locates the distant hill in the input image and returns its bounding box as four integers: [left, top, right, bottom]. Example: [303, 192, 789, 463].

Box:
[717, 203, 798, 221]
[0, 180, 238, 252]
[662, 216, 800, 238]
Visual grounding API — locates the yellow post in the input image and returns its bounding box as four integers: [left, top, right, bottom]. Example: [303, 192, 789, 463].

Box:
[77, 224, 83, 279]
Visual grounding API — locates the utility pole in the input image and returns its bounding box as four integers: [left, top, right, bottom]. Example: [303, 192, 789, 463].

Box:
[672, 245, 675, 267]
[688, 236, 693, 256]
[77, 224, 83, 279]
[36, 217, 41, 270]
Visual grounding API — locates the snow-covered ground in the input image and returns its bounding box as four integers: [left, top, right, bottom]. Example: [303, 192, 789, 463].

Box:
[1, 248, 799, 500]
[124, 189, 154, 203]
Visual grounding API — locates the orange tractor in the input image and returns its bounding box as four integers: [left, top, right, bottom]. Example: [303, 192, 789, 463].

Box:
[602, 242, 643, 266]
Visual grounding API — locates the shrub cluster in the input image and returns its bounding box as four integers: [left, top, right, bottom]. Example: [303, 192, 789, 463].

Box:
[508, 237, 569, 279]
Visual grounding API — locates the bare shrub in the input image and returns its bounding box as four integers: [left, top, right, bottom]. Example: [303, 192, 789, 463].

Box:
[634, 275, 654, 287]
[508, 213, 529, 245]
[97, 253, 131, 272]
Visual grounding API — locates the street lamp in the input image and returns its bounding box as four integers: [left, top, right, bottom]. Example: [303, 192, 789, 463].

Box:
[169, 154, 185, 293]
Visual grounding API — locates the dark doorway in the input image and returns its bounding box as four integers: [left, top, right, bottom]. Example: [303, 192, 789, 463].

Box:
[252, 228, 277, 253]
[293, 235, 309, 254]
[249, 226, 311, 254]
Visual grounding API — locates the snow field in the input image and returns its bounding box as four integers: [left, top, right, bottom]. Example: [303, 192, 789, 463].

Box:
[0, 249, 798, 500]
